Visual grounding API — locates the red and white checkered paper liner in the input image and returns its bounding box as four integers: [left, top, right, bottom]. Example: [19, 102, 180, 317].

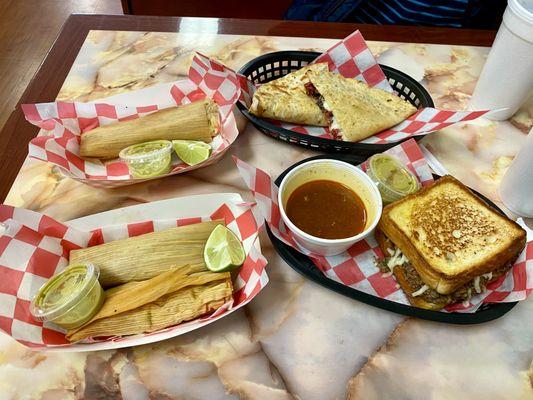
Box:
[235, 138, 533, 313]
[22, 53, 241, 188]
[0, 201, 267, 349]
[238, 30, 490, 145]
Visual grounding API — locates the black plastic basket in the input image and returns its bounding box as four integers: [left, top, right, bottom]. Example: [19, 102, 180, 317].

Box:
[268, 154, 518, 324]
[237, 51, 435, 157]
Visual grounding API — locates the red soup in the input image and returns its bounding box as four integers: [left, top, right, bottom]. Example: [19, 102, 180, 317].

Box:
[286, 180, 367, 239]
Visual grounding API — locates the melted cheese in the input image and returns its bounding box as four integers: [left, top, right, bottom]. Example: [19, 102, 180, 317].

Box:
[412, 285, 429, 297]
[474, 276, 482, 293]
[330, 116, 341, 131]
[322, 100, 341, 132]
[379, 247, 408, 278]
[386, 248, 405, 271]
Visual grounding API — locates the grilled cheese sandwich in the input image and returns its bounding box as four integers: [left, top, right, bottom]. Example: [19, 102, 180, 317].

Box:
[376, 175, 526, 310]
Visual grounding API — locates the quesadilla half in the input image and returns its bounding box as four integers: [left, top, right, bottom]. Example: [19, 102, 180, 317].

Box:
[305, 71, 417, 142]
[249, 63, 329, 126]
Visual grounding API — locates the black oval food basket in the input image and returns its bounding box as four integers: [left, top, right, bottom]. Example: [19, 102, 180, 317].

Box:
[268, 154, 518, 324]
[237, 51, 434, 156]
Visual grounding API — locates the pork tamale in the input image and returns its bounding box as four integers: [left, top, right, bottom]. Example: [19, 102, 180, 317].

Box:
[85, 265, 229, 323]
[69, 220, 224, 287]
[79, 98, 220, 159]
[66, 274, 233, 342]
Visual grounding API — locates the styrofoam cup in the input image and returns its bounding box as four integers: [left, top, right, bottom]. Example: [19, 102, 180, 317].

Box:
[470, 0, 533, 120]
[499, 128, 533, 217]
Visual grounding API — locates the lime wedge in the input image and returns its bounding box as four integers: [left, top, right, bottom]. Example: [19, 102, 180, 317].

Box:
[204, 225, 245, 272]
[172, 140, 212, 166]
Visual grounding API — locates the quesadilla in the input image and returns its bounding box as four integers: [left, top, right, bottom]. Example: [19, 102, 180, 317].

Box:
[249, 63, 329, 126]
[305, 71, 417, 142]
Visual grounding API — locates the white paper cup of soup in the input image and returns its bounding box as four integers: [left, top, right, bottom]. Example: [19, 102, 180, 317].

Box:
[278, 159, 382, 256]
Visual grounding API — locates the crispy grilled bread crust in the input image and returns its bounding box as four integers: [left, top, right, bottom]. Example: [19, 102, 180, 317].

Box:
[375, 228, 448, 310]
[378, 175, 526, 295]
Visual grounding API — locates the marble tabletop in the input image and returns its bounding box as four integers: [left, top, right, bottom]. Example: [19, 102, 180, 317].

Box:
[1, 31, 532, 399]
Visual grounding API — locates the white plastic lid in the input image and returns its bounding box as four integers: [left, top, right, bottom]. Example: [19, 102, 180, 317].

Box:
[506, 0, 533, 42]
[510, 0, 533, 23]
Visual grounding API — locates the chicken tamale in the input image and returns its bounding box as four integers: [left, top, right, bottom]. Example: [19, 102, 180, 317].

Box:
[69, 220, 224, 287]
[79, 98, 220, 159]
[66, 266, 233, 342]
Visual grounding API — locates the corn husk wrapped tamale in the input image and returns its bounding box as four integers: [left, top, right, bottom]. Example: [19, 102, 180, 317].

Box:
[91, 265, 226, 320]
[66, 266, 233, 342]
[79, 98, 220, 159]
[69, 220, 223, 287]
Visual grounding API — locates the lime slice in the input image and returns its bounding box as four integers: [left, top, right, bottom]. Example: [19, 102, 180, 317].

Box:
[204, 225, 245, 272]
[172, 140, 212, 166]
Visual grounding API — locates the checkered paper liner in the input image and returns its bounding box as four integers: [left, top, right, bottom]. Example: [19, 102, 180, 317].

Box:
[21, 53, 241, 188]
[238, 30, 490, 145]
[235, 138, 533, 313]
[0, 201, 267, 349]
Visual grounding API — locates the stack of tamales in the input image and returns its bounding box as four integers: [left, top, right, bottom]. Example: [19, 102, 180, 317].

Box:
[67, 220, 234, 342]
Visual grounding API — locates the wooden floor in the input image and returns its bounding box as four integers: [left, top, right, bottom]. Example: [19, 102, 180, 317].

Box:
[0, 0, 122, 131]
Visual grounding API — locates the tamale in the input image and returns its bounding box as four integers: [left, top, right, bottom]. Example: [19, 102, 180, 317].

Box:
[69, 220, 223, 287]
[79, 98, 220, 159]
[66, 276, 233, 342]
[86, 265, 229, 323]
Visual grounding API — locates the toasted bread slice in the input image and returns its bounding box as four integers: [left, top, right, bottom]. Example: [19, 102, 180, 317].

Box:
[378, 175, 526, 295]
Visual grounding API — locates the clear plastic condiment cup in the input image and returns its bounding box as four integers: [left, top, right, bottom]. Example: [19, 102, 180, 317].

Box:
[30, 263, 105, 330]
[366, 154, 420, 204]
[119, 140, 173, 179]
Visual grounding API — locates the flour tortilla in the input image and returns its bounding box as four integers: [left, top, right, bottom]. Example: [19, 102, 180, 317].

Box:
[307, 71, 417, 142]
[249, 63, 329, 126]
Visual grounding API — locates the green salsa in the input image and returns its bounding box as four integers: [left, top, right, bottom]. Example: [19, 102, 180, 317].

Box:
[367, 154, 420, 204]
[119, 140, 172, 179]
[123, 141, 169, 156]
[30, 263, 104, 330]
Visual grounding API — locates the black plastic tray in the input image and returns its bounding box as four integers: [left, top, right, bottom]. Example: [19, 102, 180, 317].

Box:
[268, 154, 517, 324]
[237, 51, 435, 157]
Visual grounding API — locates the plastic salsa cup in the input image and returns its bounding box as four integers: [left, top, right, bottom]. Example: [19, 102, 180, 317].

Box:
[30, 263, 104, 330]
[366, 154, 420, 204]
[119, 140, 172, 179]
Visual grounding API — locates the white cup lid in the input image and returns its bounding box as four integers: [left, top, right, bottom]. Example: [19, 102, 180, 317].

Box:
[509, 0, 533, 25]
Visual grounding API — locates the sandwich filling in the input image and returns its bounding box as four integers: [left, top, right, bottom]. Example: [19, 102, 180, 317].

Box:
[377, 241, 515, 307]
[304, 82, 342, 139]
